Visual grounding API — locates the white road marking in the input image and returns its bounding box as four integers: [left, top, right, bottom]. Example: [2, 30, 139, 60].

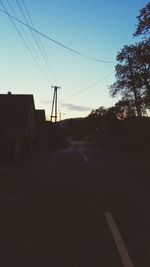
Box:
[105, 212, 134, 267]
[83, 154, 88, 163]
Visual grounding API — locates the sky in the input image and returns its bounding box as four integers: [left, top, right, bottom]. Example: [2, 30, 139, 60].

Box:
[0, 0, 149, 120]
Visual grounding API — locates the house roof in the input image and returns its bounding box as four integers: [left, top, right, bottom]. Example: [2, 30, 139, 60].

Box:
[0, 93, 35, 126]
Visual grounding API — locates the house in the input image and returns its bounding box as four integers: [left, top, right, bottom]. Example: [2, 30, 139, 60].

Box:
[35, 109, 57, 146]
[0, 92, 36, 161]
[35, 109, 46, 145]
[35, 110, 46, 133]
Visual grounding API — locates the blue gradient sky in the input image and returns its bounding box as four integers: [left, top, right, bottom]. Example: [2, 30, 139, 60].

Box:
[0, 0, 148, 119]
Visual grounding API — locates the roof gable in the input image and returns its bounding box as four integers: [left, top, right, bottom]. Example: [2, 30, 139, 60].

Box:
[0, 94, 35, 126]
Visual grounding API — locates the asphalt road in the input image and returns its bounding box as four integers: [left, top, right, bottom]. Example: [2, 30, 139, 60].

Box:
[1, 141, 150, 266]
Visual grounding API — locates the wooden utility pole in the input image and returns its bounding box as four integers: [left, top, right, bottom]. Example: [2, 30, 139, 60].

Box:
[50, 86, 61, 122]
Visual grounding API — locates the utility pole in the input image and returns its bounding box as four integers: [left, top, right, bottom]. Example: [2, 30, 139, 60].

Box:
[50, 85, 61, 122]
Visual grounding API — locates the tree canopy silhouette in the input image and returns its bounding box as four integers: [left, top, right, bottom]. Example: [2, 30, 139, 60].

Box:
[134, 2, 150, 37]
[109, 2, 150, 117]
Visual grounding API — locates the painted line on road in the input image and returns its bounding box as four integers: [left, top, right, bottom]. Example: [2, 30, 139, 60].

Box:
[105, 212, 134, 267]
[83, 154, 88, 163]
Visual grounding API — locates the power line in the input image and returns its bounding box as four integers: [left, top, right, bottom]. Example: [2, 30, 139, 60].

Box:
[16, 0, 58, 83]
[6, 0, 50, 80]
[61, 71, 114, 102]
[20, 0, 50, 65]
[0, 7, 115, 64]
[0, 0, 50, 82]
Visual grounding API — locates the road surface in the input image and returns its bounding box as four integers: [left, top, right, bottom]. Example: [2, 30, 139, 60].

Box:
[1, 141, 150, 266]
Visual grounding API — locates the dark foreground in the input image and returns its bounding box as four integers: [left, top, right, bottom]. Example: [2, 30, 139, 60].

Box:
[1, 142, 150, 266]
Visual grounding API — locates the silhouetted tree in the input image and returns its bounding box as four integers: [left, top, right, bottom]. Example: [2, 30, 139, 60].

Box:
[109, 43, 150, 117]
[110, 45, 143, 117]
[115, 99, 136, 119]
[134, 2, 150, 38]
[109, 3, 150, 118]
[89, 106, 107, 118]
[86, 106, 107, 131]
[134, 3, 150, 105]
[136, 40, 150, 104]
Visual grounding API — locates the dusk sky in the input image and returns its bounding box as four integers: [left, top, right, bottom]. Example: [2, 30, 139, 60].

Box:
[0, 0, 148, 120]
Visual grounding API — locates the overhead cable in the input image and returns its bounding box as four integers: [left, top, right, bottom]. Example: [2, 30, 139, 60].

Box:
[16, 0, 58, 83]
[7, 0, 50, 78]
[0, 1, 50, 82]
[0, 7, 115, 64]
[20, 0, 50, 64]
[61, 71, 114, 102]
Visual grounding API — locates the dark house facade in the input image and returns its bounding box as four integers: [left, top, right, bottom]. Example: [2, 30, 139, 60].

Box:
[35, 110, 55, 146]
[35, 110, 46, 135]
[35, 109, 46, 145]
[0, 93, 36, 161]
